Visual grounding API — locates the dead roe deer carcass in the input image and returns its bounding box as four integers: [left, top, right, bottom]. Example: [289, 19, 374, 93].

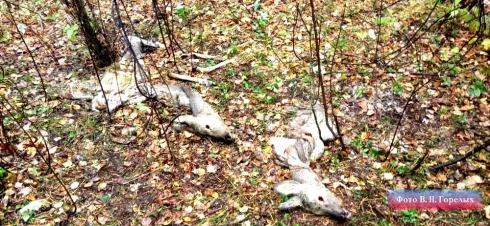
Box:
[270, 105, 351, 220]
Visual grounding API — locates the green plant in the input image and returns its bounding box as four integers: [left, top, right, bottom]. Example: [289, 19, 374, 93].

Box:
[264, 95, 276, 104]
[29, 167, 39, 176]
[350, 137, 362, 150]
[482, 39, 490, 51]
[442, 75, 452, 86]
[392, 161, 410, 174]
[378, 218, 393, 226]
[429, 34, 442, 45]
[208, 60, 216, 66]
[63, 24, 79, 42]
[392, 78, 403, 96]
[333, 35, 347, 51]
[0, 167, 6, 179]
[219, 81, 230, 99]
[368, 148, 386, 159]
[451, 112, 468, 129]
[355, 87, 366, 98]
[376, 17, 395, 27]
[149, 207, 166, 217]
[438, 106, 449, 115]
[46, 13, 61, 21]
[267, 77, 282, 92]
[300, 74, 312, 83]
[467, 78, 487, 97]
[351, 138, 385, 159]
[18, 200, 47, 222]
[0, 30, 11, 42]
[99, 193, 112, 204]
[400, 209, 418, 224]
[330, 154, 339, 164]
[447, 64, 462, 76]
[253, 12, 269, 38]
[447, 0, 489, 33]
[280, 194, 289, 202]
[68, 129, 77, 142]
[277, 221, 287, 226]
[353, 190, 370, 201]
[176, 6, 191, 19]
[226, 41, 239, 55]
[225, 68, 235, 76]
[398, 165, 409, 174]
[249, 167, 260, 186]
[241, 81, 253, 89]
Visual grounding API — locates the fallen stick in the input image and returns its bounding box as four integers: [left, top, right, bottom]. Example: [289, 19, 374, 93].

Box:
[195, 57, 238, 73]
[431, 139, 490, 171]
[181, 52, 225, 61]
[168, 73, 212, 86]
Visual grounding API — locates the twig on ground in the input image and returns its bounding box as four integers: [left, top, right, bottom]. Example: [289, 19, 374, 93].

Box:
[431, 140, 490, 171]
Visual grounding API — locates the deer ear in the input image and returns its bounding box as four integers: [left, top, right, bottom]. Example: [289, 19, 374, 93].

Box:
[173, 115, 196, 132]
[277, 196, 303, 210]
[172, 122, 187, 132]
[273, 180, 306, 195]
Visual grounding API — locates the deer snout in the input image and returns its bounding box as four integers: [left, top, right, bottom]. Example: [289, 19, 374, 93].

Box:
[223, 133, 235, 143]
[333, 208, 351, 221]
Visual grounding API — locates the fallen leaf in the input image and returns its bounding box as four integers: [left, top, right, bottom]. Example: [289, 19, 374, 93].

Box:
[485, 205, 490, 219]
[192, 168, 206, 176]
[436, 172, 447, 182]
[239, 206, 249, 213]
[97, 216, 108, 225]
[70, 182, 79, 190]
[206, 165, 217, 173]
[141, 217, 152, 226]
[383, 173, 393, 180]
[98, 182, 107, 191]
[460, 105, 474, 111]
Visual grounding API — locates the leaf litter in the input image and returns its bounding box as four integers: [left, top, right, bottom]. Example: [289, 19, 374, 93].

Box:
[0, 0, 489, 225]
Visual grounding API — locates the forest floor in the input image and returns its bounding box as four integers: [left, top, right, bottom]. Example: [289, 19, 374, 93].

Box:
[1, 0, 489, 225]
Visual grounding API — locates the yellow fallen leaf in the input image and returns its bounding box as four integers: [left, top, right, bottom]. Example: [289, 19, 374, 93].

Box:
[193, 168, 206, 176]
[63, 160, 73, 168]
[70, 104, 81, 110]
[98, 182, 107, 191]
[460, 105, 474, 111]
[84, 181, 93, 188]
[361, 132, 369, 141]
[183, 217, 192, 222]
[348, 176, 359, 183]
[436, 172, 447, 182]
[149, 130, 159, 137]
[485, 205, 490, 219]
[263, 146, 271, 153]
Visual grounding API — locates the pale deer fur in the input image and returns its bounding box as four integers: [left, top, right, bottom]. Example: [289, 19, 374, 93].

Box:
[270, 106, 350, 220]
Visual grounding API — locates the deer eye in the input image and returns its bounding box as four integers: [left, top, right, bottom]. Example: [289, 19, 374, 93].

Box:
[206, 125, 210, 129]
[318, 196, 324, 201]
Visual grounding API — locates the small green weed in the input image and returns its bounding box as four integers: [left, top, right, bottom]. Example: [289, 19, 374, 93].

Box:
[400, 209, 418, 224]
[468, 79, 487, 97]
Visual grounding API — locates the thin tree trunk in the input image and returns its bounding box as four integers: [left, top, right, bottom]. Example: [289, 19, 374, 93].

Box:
[63, 0, 117, 67]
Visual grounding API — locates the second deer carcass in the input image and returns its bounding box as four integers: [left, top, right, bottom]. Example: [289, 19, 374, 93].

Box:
[270, 105, 350, 220]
